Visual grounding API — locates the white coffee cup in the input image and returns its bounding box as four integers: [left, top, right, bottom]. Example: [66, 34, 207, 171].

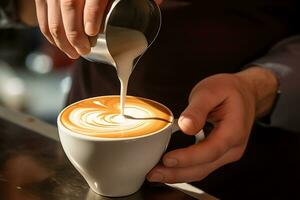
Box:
[57, 109, 180, 197]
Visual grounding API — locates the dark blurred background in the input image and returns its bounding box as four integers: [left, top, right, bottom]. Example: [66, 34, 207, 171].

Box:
[0, 28, 74, 124]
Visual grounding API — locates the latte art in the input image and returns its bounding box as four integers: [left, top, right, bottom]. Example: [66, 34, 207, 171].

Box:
[70, 106, 150, 132]
[60, 96, 173, 138]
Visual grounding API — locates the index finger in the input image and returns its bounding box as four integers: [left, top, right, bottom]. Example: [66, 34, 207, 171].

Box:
[165, 89, 249, 168]
[163, 120, 235, 168]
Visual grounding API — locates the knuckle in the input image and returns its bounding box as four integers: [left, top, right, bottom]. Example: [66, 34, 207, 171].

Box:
[175, 148, 196, 166]
[210, 147, 224, 162]
[85, 5, 101, 17]
[40, 25, 50, 36]
[208, 141, 230, 163]
[231, 152, 242, 162]
[231, 147, 245, 162]
[49, 24, 62, 38]
[66, 31, 81, 44]
[179, 156, 192, 167]
[223, 135, 236, 148]
[232, 153, 243, 162]
[62, 0, 77, 10]
[165, 173, 178, 184]
[53, 40, 65, 50]
[226, 131, 245, 147]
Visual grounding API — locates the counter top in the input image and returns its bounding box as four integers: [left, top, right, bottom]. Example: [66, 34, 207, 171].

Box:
[0, 106, 217, 200]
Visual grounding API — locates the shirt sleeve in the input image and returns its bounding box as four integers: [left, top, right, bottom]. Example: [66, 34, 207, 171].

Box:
[0, 0, 24, 29]
[250, 35, 300, 132]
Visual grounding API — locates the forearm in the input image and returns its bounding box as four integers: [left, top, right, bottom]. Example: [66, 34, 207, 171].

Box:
[235, 67, 279, 118]
[246, 35, 300, 132]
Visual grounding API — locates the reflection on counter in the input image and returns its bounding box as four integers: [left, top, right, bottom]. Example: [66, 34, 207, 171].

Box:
[85, 184, 196, 200]
[0, 117, 198, 200]
[0, 116, 91, 200]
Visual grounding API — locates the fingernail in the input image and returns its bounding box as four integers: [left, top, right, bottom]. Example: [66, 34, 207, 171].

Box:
[164, 158, 178, 167]
[179, 116, 197, 131]
[85, 22, 95, 36]
[148, 172, 164, 182]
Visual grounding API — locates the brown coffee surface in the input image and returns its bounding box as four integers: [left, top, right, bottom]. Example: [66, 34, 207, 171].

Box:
[60, 96, 173, 138]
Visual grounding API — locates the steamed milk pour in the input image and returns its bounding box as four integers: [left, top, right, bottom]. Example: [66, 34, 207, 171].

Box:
[83, 0, 161, 116]
[106, 26, 148, 115]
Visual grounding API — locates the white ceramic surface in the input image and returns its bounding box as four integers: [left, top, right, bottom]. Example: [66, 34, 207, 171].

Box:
[57, 108, 177, 197]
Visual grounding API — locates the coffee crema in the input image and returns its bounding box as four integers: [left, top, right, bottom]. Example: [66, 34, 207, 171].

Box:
[60, 96, 173, 138]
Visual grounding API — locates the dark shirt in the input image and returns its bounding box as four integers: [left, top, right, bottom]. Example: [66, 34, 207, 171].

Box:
[67, 0, 300, 117]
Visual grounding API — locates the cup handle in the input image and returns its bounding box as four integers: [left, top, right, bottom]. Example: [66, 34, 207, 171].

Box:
[171, 118, 180, 133]
[172, 119, 205, 143]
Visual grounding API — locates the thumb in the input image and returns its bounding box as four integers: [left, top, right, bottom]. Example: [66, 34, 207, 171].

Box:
[179, 85, 222, 135]
[179, 103, 207, 136]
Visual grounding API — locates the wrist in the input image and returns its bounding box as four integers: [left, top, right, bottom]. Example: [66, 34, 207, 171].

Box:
[235, 66, 279, 118]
